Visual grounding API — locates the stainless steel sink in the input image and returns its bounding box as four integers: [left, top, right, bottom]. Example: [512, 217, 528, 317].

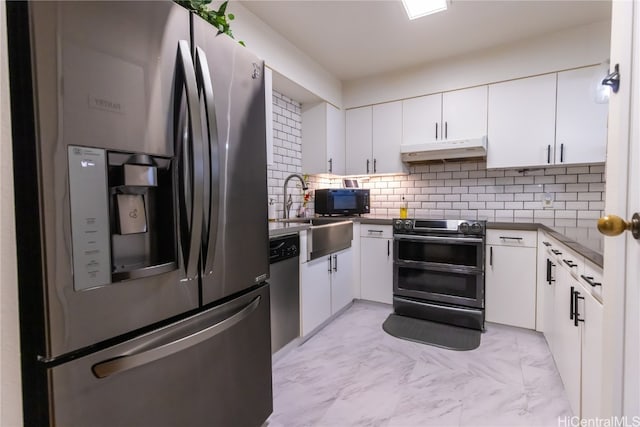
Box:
[280, 218, 353, 260]
[307, 220, 353, 261]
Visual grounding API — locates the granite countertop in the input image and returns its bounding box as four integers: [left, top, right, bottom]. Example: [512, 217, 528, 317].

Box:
[488, 221, 603, 267]
[268, 215, 604, 268]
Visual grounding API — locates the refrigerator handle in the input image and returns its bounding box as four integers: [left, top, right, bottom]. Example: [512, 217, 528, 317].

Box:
[175, 40, 205, 279]
[195, 46, 219, 275]
[92, 295, 262, 379]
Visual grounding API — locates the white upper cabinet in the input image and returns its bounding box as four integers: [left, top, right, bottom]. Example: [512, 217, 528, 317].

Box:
[327, 104, 346, 175]
[402, 93, 442, 145]
[346, 103, 406, 175]
[556, 66, 609, 165]
[402, 86, 488, 146]
[302, 102, 345, 175]
[487, 66, 608, 169]
[487, 74, 557, 169]
[372, 101, 405, 174]
[442, 86, 488, 141]
[345, 106, 373, 175]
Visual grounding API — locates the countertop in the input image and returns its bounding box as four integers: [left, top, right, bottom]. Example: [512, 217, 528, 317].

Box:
[268, 215, 604, 268]
[268, 221, 311, 238]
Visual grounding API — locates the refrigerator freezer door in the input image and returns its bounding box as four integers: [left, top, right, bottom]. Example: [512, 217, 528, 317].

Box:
[49, 285, 273, 427]
[192, 17, 270, 305]
[27, 1, 199, 358]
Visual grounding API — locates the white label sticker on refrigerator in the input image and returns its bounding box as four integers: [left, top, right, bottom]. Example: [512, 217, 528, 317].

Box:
[68, 146, 111, 290]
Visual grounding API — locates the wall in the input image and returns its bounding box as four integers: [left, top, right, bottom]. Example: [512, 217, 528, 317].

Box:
[226, 1, 342, 108]
[343, 20, 611, 108]
[0, 0, 23, 425]
[267, 91, 304, 219]
[267, 91, 330, 219]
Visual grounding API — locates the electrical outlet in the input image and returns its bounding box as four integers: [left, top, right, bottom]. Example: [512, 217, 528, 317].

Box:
[542, 192, 554, 208]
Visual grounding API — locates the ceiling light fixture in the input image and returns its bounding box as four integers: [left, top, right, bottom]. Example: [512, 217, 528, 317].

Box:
[402, 0, 448, 20]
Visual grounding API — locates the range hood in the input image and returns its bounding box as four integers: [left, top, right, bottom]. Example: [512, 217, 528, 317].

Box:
[401, 136, 487, 162]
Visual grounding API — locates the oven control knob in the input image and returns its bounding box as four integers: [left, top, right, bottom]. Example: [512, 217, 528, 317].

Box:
[470, 222, 482, 233]
[404, 220, 412, 230]
[459, 222, 470, 233]
[394, 220, 403, 230]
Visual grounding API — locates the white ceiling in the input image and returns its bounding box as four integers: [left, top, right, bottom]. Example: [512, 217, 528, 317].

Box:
[240, 0, 612, 82]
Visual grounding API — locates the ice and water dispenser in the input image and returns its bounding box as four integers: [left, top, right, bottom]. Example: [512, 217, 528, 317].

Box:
[68, 145, 176, 291]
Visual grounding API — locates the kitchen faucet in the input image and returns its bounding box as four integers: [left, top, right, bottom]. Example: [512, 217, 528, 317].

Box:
[282, 174, 308, 219]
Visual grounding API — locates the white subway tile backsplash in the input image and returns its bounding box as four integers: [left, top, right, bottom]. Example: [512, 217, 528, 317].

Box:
[495, 194, 514, 202]
[567, 166, 590, 174]
[515, 193, 534, 201]
[478, 194, 496, 202]
[578, 174, 603, 183]
[555, 193, 578, 201]
[566, 183, 589, 192]
[495, 177, 514, 185]
[578, 192, 602, 201]
[534, 176, 555, 184]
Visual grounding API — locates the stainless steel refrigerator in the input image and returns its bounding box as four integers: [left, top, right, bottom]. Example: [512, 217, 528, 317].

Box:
[6, 1, 272, 426]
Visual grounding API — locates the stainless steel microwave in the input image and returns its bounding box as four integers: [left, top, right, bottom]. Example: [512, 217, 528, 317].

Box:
[314, 189, 370, 216]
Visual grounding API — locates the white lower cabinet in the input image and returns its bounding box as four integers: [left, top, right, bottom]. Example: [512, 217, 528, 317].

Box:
[331, 248, 354, 313]
[553, 266, 582, 415]
[537, 235, 604, 419]
[485, 229, 537, 329]
[360, 236, 393, 304]
[300, 255, 332, 337]
[581, 289, 603, 419]
[300, 247, 353, 337]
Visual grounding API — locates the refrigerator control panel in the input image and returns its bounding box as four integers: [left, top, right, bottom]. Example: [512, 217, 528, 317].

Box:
[68, 146, 112, 290]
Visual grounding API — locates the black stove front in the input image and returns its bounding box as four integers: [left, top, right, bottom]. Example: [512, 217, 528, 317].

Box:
[392, 219, 486, 331]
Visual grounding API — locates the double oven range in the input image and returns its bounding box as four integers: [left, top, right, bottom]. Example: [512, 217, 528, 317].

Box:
[392, 219, 486, 331]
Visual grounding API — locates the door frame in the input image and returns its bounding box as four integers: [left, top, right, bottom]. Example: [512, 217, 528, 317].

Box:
[602, 0, 639, 417]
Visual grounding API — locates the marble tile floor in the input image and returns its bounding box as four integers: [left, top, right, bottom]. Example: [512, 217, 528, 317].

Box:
[266, 301, 572, 427]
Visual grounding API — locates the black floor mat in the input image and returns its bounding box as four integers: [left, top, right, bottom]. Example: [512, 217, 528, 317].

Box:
[382, 313, 481, 351]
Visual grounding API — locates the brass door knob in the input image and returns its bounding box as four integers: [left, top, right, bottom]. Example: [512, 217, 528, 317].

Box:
[597, 213, 640, 239]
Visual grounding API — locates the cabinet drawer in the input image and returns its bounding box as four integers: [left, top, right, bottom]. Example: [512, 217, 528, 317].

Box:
[581, 259, 603, 302]
[360, 224, 392, 239]
[556, 245, 584, 279]
[486, 229, 537, 247]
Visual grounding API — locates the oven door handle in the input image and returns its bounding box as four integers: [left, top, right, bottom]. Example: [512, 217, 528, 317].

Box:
[394, 234, 484, 244]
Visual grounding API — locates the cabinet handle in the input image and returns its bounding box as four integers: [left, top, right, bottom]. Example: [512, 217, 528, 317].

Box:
[489, 246, 493, 267]
[366, 159, 370, 174]
[445, 121, 448, 139]
[435, 122, 438, 139]
[546, 258, 555, 285]
[333, 254, 338, 272]
[580, 274, 602, 287]
[551, 249, 562, 255]
[562, 259, 577, 268]
[373, 158, 377, 174]
[573, 289, 585, 327]
[542, 241, 552, 247]
[328, 257, 332, 273]
[328, 158, 333, 173]
[368, 229, 383, 234]
[560, 143, 565, 163]
[570, 286, 574, 320]
[499, 236, 523, 241]
[547, 145, 551, 164]
[387, 240, 390, 257]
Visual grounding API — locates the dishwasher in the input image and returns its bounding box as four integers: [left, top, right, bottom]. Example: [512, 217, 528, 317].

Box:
[269, 234, 300, 354]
